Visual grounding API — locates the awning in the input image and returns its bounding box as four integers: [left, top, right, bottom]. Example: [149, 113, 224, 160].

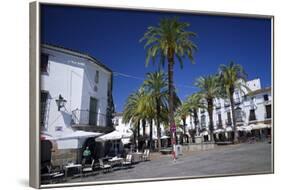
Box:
[121, 138, 131, 144]
[161, 135, 170, 139]
[251, 123, 269, 130]
[200, 131, 209, 136]
[95, 130, 133, 142]
[57, 130, 102, 140]
[237, 126, 252, 132]
[152, 135, 170, 140]
[214, 128, 224, 134]
[225, 126, 233, 132]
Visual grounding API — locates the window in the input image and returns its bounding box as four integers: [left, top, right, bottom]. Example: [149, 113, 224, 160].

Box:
[218, 114, 222, 124]
[201, 115, 206, 128]
[249, 109, 257, 121]
[235, 107, 243, 122]
[95, 70, 99, 83]
[265, 105, 271, 119]
[41, 53, 49, 73]
[55, 126, 63, 132]
[226, 112, 232, 125]
[40, 91, 49, 126]
[263, 94, 269, 101]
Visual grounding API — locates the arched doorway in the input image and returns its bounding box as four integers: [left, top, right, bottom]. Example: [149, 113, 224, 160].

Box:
[81, 137, 97, 163]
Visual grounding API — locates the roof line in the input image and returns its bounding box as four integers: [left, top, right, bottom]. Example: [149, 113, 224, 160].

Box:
[41, 43, 112, 73]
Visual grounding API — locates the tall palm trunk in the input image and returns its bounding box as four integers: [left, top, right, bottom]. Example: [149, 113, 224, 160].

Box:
[142, 119, 146, 137]
[207, 99, 214, 142]
[149, 119, 153, 151]
[182, 117, 186, 143]
[156, 98, 161, 151]
[193, 110, 199, 136]
[168, 53, 175, 145]
[137, 120, 140, 151]
[229, 94, 238, 143]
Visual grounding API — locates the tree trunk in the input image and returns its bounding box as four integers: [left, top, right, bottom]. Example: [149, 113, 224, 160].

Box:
[207, 99, 214, 142]
[194, 110, 199, 136]
[168, 55, 175, 146]
[156, 98, 161, 151]
[137, 120, 140, 151]
[182, 117, 186, 143]
[142, 119, 146, 137]
[230, 95, 238, 143]
[149, 119, 153, 151]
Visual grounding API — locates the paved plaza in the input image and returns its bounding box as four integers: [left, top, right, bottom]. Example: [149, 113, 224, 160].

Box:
[71, 142, 272, 183]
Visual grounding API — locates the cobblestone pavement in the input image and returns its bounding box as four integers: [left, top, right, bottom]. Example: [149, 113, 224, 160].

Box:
[69, 142, 272, 184]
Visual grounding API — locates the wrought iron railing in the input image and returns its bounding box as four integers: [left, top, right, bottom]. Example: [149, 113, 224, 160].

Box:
[71, 109, 109, 127]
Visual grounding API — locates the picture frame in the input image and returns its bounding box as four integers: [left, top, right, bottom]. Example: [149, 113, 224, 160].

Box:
[30, 1, 274, 188]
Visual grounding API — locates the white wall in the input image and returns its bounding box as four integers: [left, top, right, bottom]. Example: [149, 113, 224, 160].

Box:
[41, 48, 85, 137]
[41, 46, 112, 144]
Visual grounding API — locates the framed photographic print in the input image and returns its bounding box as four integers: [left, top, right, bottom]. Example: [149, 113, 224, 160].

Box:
[29, 1, 274, 188]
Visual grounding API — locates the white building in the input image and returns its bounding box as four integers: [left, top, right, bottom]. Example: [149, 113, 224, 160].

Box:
[184, 78, 272, 141]
[40, 44, 114, 165]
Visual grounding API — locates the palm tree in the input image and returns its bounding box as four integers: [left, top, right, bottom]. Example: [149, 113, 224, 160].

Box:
[219, 62, 248, 143]
[142, 71, 168, 151]
[135, 93, 156, 151]
[195, 75, 221, 142]
[123, 90, 144, 150]
[140, 17, 197, 148]
[183, 93, 205, 136]
[175, 104, 189, 143]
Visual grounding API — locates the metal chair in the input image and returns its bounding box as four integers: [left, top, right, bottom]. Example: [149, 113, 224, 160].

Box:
[99, 159, 112, 173]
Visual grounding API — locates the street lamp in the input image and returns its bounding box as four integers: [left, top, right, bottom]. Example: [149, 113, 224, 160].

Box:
[55, 94, 67, 111]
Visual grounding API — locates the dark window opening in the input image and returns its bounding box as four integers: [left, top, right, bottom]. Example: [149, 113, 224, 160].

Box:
[95, 70, 99, 83]
[263, 94, 269, 101]
[235, 108, 243, 122]
[41, 91, 49, 126]
[201, 115, 206, 128]
[41, 53, 49, 73]
[265, 105, 271, 119]
[249, 109, 257, 121]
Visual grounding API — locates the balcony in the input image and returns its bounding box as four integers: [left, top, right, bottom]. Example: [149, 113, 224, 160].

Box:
[71, 109, 113, 133]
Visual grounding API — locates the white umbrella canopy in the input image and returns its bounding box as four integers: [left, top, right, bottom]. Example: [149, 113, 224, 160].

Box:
[200, 131, 209, 136]
[251, 123, 268, 130]
[160, 135, 170, 139]
[238, 125, 252, 132]
[57, 130, 102, 140]
[214, 128, 224, 133]
[95, 130, 133, 142]
[225, 126, 233, 132]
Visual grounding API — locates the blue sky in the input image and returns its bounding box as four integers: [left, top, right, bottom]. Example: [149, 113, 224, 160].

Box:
[41, 5, 272, 112]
